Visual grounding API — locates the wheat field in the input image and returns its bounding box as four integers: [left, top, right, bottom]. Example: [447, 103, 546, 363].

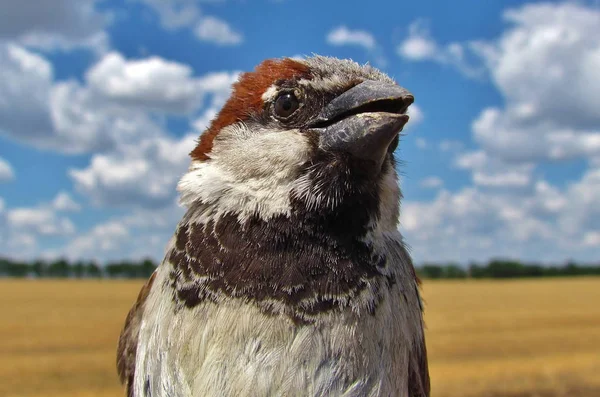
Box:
[1, 278, 599, 397]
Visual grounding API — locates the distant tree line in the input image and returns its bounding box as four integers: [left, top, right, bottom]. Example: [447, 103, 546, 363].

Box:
[0, 257, 156, 279]
[0, 257, 599, 279]
[416, 260, 600, 279]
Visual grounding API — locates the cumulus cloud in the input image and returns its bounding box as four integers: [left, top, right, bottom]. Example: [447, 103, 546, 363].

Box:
[415, 137, 428, 149]
[397, 3, 600, 264]
[59, 201, 185, 262]
[397, 21, 437, 60]
[438, 140, 463, 152]
[69, 134, 197, 208]
[406, 104, 424, 127]
[470, 3, 600, 163]
[194, 16, 243, 45]
[0, 157, 15, 182]
[397, 19, 484, 78]
[0, 0, 110, 53]
[8, 208, 75, 237]
[0, 43, 55, 147]
[326, 26, 387, 66]
[135, 0, 201, 29]
[52, 192, 81, 212]
[454, 150, 534, 188]
[419, 176, 443, 189]
[63, 55, 237, 206]
[49, 80, 170, 154]
[87, 52, 205, 113]
[0, 193, 80, 258]
[134, 0, 243, 45]
[0, 46, 237, 154]
[402, 165, 599, 263]
[327, 26, 376, 50]
[62, 220, 130, 260]
[0, 44, 158, 153]
[401, 4, 600, 164]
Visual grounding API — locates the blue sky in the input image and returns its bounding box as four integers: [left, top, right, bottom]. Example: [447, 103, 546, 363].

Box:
[1, 0, 599, 264]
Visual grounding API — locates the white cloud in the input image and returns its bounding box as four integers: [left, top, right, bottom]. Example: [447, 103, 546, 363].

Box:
[0, 157, 15, 182]
[406, 104, 424, 127]
[85, 52, 238, 114]
[0, 192, 180, 262]
[0, 43, 55, 147]
[8, 207, 75, 237]
[397, 19, 484, 78]
[64, 57, 238, 208]
[20, 31, 110, 55]
[438, 140, 463, 152]
[402, 165, 600, 263]
[326, 26, 387, 66]
[472, 170, 531, 188]
[70, 134, 197, 208]
[557, 167, 600, 237]
[398, 3, 600, 264]
[61, 220, 130, 261]
[193, 107, 219, 133]
[420, 176, 443, 189]
[401, 4, 600, 164]
[52, 192, 81, 212]
[194, 16, 243, 45]
[59, 200, 186, 262]
[47, 81, 128, 153]
[470, 3, 600, 163]
[0, 194, 78, 257]
[0, 44, 150, 154]
[0, 46, 237, 154]
[454, 150, 488, 169]
[0, 0, 110, 53]
[136, 0, 201, 29]
[454, 150, 534, 188]
[415, 137, 428, 149]
[327, 26, 376, 50]
[135, 0, 243, 45]
[191, 73, 240, 131]
[86, 52, 205, 113]
[397, 23, 437, 60]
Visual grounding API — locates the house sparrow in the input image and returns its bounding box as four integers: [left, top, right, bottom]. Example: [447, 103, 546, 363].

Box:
[117, 55, 430, 397]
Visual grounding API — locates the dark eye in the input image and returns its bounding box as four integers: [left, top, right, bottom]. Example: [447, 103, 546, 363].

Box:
[274, 92, 300, 119]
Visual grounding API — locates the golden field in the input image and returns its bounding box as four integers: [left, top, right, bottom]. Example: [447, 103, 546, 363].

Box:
[1, 278, 599, 397]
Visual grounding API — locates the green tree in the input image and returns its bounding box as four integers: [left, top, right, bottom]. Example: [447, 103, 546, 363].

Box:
[86, 261, 102, 278]
[421, 264, 444, 279]
[444, 264, 467, 279]
[48, 259, 71, 278]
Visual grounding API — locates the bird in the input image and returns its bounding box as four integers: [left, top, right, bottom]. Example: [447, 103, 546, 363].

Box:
[117, 55, 430, 397]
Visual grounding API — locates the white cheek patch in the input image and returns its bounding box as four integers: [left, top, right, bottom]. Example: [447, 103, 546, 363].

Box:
[178, 123, 312, 223]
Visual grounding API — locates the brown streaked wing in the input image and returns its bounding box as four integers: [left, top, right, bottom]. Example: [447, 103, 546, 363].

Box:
[117, 271, 157, 397]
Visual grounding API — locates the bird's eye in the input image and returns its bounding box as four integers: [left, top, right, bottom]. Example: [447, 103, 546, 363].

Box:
[274, 92, 300, 119]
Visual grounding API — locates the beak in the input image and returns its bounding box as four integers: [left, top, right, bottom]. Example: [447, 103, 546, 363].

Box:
[309, 80, 414, 171]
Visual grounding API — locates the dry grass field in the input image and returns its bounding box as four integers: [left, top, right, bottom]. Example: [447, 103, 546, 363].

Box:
[1, 278, 599, 397]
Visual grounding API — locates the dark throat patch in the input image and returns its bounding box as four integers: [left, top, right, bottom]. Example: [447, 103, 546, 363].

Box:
[167, 175, 390, 322]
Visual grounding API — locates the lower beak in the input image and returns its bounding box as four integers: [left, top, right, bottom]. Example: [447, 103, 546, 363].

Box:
[309, 80, 414, 171]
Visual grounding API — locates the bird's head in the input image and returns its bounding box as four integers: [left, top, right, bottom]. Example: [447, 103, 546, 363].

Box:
[178, 55, 414, 234]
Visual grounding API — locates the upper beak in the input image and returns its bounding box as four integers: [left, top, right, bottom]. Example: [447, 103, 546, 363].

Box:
[309, 80, 414, 171]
